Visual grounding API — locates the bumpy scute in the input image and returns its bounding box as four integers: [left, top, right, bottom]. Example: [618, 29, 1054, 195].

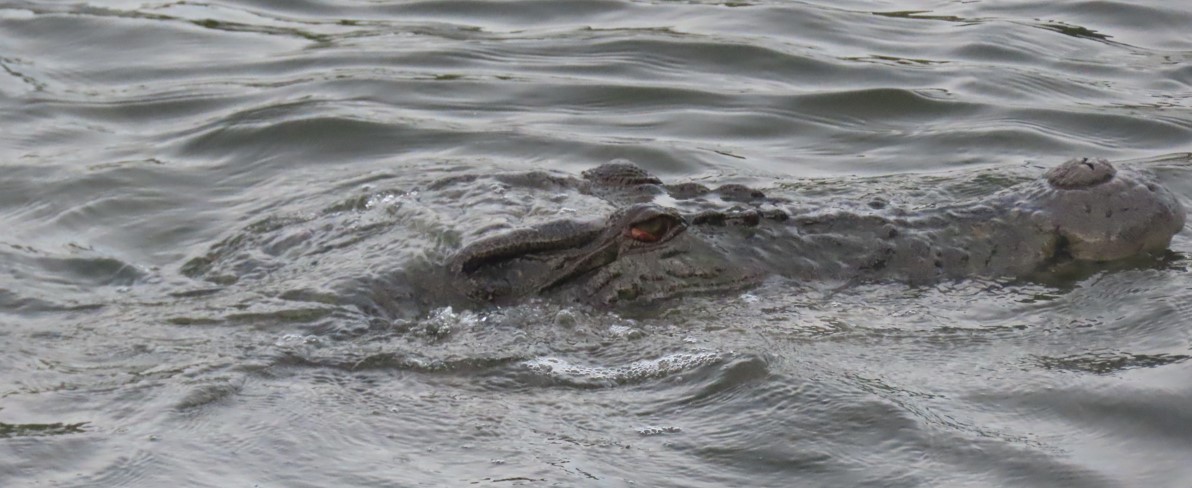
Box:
[581, 159, 663, 186]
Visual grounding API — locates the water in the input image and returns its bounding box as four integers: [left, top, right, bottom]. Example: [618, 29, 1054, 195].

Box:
[2, 0, 1191, 486]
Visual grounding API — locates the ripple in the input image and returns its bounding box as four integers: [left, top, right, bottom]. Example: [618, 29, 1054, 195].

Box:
[0, 243, 149, 312]
[1036, 351, 1191, 374]
[0, 420, 87, 439]
[520, 351, 727, 388]
[3, 0, 1192, 486]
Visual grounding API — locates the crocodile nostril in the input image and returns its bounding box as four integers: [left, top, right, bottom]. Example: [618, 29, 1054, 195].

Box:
[1046, 157, 1117, 189]
[1051, 235, 1072, 262]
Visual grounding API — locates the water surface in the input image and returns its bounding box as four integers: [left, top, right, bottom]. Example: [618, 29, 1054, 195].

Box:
[2, 0, 1192, 486]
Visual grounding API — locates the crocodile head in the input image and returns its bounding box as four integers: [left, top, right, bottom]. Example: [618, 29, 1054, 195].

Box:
[1025, 158, 1186, 262]
[442, 157, 1185, 309]
[450, 203, 765, 307]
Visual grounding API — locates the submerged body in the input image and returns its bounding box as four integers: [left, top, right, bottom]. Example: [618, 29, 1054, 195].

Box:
[450, 158, 1185, 307]
[179, 157, 1186, 313]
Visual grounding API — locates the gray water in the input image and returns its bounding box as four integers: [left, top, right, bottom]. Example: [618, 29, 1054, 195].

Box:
[3, 1, 1192, 486]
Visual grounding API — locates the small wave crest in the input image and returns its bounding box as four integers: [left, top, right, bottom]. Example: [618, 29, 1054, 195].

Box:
[520, 351, 725, 388]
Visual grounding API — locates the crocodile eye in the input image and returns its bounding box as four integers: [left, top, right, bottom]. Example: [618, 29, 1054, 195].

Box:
[627, 216, 681, 242]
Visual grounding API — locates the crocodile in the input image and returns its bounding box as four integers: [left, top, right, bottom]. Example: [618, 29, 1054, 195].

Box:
[447, 157, 1185, 307]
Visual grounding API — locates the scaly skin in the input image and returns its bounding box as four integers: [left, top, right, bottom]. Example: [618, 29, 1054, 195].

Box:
[451, 158, 1185, 306]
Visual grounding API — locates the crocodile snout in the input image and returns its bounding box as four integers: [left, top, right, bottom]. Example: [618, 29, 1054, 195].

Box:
[1035, 159, 1185, 261]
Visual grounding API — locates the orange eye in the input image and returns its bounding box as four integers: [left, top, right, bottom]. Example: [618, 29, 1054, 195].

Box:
[626, 216, 679, 242]
[629, 226, 660, 242]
